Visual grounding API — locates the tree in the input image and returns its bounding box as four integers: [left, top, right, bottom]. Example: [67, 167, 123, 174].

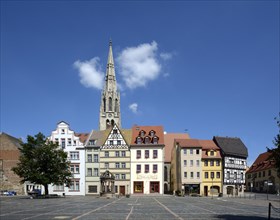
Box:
[12, 133, 72, 195]
[267, 114, 280, 175]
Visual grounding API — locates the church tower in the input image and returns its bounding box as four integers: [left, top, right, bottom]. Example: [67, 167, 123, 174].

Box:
[99, 40, 121, 130]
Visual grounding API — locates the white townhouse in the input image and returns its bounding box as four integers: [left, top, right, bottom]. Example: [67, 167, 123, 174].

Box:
[130, 125, 165, 194]
[48, 121, 88, 196]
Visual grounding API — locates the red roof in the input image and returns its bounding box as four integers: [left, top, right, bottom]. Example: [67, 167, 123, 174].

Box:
[75, 133, 89, 143]
[164, 133, 190, 163]
[247, 151, 275, 173]
[131, 125, 164, 145]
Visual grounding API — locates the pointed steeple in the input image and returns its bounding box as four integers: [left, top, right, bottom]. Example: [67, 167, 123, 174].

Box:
[99, 40, 121, 131]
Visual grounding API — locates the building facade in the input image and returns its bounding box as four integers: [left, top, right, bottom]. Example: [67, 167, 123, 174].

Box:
[200, 140, 223, 197]
[213, 136, 248, 196]
[0, 132, 24, 195]
[99, 41, 121, 131]
[246, 151, 280, 194]
[99, 125, 131, 195]
[48, 121, 88, 196]
[130, 126, 165, 194]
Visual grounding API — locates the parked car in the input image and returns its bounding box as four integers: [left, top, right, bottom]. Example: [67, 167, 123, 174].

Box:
[2, 190, 16, 196]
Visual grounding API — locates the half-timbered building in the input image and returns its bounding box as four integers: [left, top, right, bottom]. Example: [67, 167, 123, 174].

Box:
[213, 136, 248, 196]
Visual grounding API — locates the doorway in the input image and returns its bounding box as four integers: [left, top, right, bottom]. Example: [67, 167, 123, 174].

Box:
[150, 181, 160, 193]
[120, 186, 125, 195]
[204, 186, 208, 196]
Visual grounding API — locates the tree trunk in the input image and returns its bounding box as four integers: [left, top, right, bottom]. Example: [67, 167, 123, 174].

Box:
[44, 184, 49, 196]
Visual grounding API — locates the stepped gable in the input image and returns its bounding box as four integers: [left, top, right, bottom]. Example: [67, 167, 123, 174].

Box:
[247, 151, 275, 173]
[164, 133, 190, 163]
[213, 136, 248, 158]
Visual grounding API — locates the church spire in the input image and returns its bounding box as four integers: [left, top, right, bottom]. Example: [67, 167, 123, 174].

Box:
[99, 40, 121, 131]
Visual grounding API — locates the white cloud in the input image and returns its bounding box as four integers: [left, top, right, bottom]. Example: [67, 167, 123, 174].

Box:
[117, 41, 161, 89]
[160, 52, 173, 61]
[129, 103, 138, 114]
[73, 57, 104, 90]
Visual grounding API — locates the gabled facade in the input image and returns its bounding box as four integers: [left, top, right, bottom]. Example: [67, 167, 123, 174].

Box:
[200, 140, 222, 197]
[84, 130, 105, 195]
[48, 121, 88, 196]
[99, 125, 131, 195]
[246, 151, 280, 194]
[213, 136, 248, 196]
[130, 125, 165, 194]
[99, 41, 121, 131]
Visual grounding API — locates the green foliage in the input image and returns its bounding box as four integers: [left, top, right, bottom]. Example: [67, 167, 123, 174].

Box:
[12, 132, 72, 195]
[267, 113, 280, 176]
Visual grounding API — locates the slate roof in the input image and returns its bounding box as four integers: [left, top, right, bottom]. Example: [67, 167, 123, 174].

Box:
[213, 136, 248, 158]
[246, 151, 275, 173]
[164, 133, 190, 163]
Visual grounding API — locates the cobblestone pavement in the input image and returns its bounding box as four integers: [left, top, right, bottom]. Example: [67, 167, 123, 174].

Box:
[0, 195, 279, 220]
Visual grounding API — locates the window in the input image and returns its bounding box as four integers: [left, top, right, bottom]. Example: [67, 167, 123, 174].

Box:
[88, 140, 95, 145]
[105, 162, 109, 169]
[190, 160, 193, 167]
[241, 172, 243, 180]
[93, 168, 98, 176]
[113, 129, 118, 134]
[121, 151, 126, 157]
[210, 160, 214, 166]
[109, 97, 112, 111]
[69, 180, 79, 191]
[153, 164, 158, 173]
[210, 151, 214, 156]
[115, 151, 120, 157]
[216, 172, 220, 179]
[115, 174, 119, 179]
[190, 149, 193, 154]
[150, 130, 155, 137]
[216, 160, 220, 166]
[88, 185, 97, 193]
[184, 172, 187, 178]
[115, 162, 120, 168]
[229, 159, 234, 164]
[268, 170, 271, 176]
[145, 150, 149, 158]
[73, 140, 76, 146]
[226, 171, 230, 179]
[196, 149, 200, 154]
[197, 172, 200, 178]
[121, 174, 126, 179]
[109, 140, 113, 145]
[145, 136, 150, 144]
[54, 185, 64, 191]
[117, 140, 121, 145]
[115, 185, 118, 193]
[93, 154, 98, 162]
[196, 160, 200, 166]
[137, 150, 141, 159]
[153, 137, 158, 144]
[61, 139, 65, 149]
[67, 138, 71, 146]
[258, 172, 261, 177]
[105, 152, 109, 157]
[137, 137, 142, 144]
[61, 129, 65, 134]
[70, 164, 80, 174]
[205, 172, 208, 179]
[87, 154, 92, 162]
[211, 172, 214, 179]
[153, 150, 158, 158]
[263, 171, 265, 177]
[234, 172, 237, 180]
[136, 164, 141, 173]
[204, 160, 208, 166]
[190, 172, 194, 178]
[183, 149, 187, 155]
[184, 160, 187, 166]
[87, 168, 92, 176]
[121, 162, 126, 168]
[70, 152, 79, 160]
[55, 138, 59, 145]
[145, 164, 149, 173]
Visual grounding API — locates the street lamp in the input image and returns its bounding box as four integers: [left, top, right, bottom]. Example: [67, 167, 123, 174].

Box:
[211, 175, 214, 199]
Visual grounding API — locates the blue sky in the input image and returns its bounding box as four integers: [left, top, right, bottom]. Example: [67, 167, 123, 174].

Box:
[1, 1, 279, 165]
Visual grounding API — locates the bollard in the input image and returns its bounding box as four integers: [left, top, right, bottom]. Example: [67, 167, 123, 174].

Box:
[268, 202, 271, 220]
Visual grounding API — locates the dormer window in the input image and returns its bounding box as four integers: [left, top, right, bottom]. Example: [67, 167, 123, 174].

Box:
[152, 136, 158, 144]
[144, 136, 150, 144]
[137, 137, 142, 144]
[149, 130, 155, 137]
[88, 140, 95, 146]
[210, 151, 214, 156]
[140, 130, 145, 137]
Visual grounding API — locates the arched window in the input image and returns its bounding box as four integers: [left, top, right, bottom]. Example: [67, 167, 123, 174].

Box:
[106, 120, 110, 129]
[115, 99, 118, 112]
[164, 166, 168, 181]
[103, 98, 106, 112]
[111, 120, 115, 127]
[109, 97, 112, 111]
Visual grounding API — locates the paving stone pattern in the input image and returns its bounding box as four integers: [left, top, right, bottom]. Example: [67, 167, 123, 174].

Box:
[0, 195, 279, 220]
